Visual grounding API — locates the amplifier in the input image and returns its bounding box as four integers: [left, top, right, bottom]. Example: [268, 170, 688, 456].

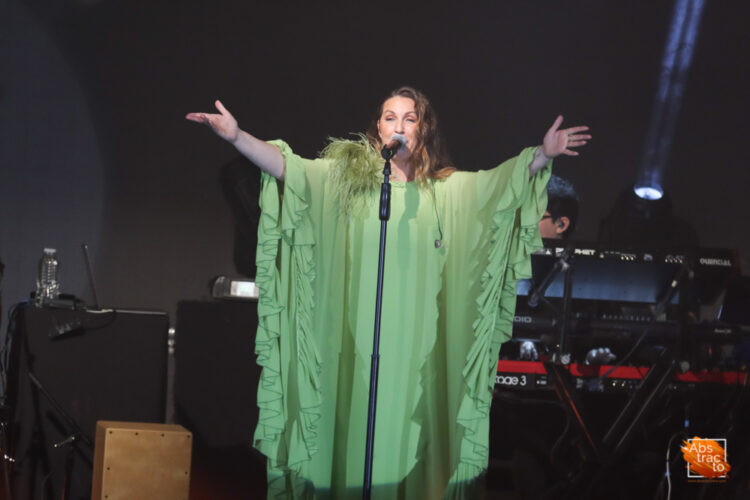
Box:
[7, 305, 169, 500]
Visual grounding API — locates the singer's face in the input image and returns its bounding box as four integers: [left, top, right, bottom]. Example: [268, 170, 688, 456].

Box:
[377, 96, 418, 160]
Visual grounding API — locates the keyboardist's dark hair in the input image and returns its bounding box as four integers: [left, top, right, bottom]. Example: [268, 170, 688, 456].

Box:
[547, 175, 580, 238]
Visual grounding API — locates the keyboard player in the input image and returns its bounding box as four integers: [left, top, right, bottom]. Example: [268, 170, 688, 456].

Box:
[538, 174, 579, 240]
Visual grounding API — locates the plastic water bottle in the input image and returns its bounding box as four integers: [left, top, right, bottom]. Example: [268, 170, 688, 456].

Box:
[36, 248, 60, 306]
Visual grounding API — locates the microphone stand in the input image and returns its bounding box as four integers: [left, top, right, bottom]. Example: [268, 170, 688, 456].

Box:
[28, 372, 93, 500]
[527, 247, 573, 308]
[528, 246, 574, 362]
[362, 148, 393, 499]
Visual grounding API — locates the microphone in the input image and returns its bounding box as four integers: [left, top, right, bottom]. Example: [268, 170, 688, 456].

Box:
[381, 134, 406, 159]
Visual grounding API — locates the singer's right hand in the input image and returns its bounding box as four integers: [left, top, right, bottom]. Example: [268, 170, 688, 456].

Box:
[186, 100, 239, 143]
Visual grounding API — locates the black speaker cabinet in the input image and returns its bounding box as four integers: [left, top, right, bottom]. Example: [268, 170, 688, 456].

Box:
[173, 300, 260, 448]
[6, 305, 169, 500]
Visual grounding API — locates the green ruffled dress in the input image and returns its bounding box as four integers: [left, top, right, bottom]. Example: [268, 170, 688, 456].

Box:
[253, 138, 550, 499]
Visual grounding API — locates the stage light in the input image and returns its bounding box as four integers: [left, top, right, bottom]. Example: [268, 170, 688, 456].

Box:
[598, 187, 699, 248]
[634, 0, 705, 202]
[633, 185, 664, 201]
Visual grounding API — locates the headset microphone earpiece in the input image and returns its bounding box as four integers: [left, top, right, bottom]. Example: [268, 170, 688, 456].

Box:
[430, 180, 444, 249]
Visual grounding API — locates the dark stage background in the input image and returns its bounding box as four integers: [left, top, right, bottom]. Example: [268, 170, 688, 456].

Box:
[1, 0, 749, 330]
[1, 0, 749, 498]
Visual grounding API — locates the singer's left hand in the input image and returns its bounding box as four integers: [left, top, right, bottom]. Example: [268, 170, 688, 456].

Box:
[542, 115, 590, 158]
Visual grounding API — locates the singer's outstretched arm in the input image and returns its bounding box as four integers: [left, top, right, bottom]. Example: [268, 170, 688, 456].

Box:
[528, 115, 590, 176]
[186, 100, 285, 180]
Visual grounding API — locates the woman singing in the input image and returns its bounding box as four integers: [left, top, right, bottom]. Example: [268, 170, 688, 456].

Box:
[187, 86, 589, 499]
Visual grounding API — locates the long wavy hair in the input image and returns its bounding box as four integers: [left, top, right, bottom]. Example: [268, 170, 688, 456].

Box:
[365, 86, 456, 183]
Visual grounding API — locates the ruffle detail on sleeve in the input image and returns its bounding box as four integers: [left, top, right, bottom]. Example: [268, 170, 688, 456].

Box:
[253, 140, 323, 468]
[456, 147, 551, 469]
